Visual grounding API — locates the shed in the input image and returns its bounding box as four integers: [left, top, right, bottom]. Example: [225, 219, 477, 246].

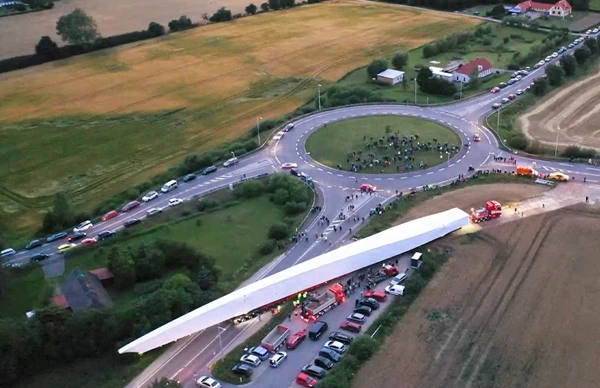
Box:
[411, 252, 423, 269]
[58, 269, 113, 312]
[376, 69, 405, 86]
[89, 267, 115, 286]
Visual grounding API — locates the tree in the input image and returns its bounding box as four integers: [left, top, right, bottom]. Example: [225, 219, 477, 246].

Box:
[196, 266, 216, 290]
[107, 248, 135, 289]
[260, 2, 269, 11]
[268, 222, 289, 240]
[391, 52, 408, 70]
[245, 3, 258, 14]
[169, 15, 193, 32]
[545, 64, 564, 86]
[268, 0, 281, 10]
[209, 7, 233, 22]
[148, 22, 166, 37]
[560, 54, 577, 76]
[366, 59, 388, 79]
[584, 37, 598, 55]
[56, 8, 100, 45]
[532, 77, 549, 96]
[468, 67, 480, 90]
[133, 245, 165, 281]
[348, 336, 378, 362]
[35, 36, 58, 59]
[574, 46, 591, 66]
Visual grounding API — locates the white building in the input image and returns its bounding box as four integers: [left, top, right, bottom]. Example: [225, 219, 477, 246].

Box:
[429, 66, 454, 82]
[376, 69, 405, 86]
[453, 57, 494, 84]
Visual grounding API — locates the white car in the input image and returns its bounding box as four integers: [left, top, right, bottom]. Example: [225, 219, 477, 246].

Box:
[324, 340, 347, 353]
[269, 351, 287, 368]
[385, 284, 405, 296]
[0, 248, 16, 258]
[586, 29, 592, 35]
[142, 191, 158, 202]
[240, 354, 261, 367]
[73, 220, 93, 233]
[551, 52, 558, 58]
[594, 28, 599, 34]
[281, 162, 298, 169]
[195, 375, 222, 388]
[146, 208, 162, 216]
[284, 123, 295, 131]
[168, 198, 183, 207]
[223, 157, 238, 167]
[516, 89, 523, 95]
[272, 131, 285, 140]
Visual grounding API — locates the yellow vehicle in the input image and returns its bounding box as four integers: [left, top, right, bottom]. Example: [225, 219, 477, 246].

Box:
[548, 172, 569, 181]
[57, 243, 77, 254]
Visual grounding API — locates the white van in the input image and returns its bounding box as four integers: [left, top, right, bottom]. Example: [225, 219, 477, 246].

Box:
[1, 248, 16, 258]
[161, 180, 178, 193]
[390, 272, 407, 285]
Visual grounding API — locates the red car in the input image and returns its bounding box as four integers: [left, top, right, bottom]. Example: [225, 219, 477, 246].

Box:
[360, 184, 376, 192]
[490, 87, 500, 93]
[102, 210, 119, 222]
[364, 290, 387, 302]
[296, 372, 317, 387]
[473, 134, 481, 142]
[286, 330, 307, 350]
[122, 201, 141, 212]
[340, 320, 362, 333]
[81, 238, 97, 246]
[508, 94, 517, 100]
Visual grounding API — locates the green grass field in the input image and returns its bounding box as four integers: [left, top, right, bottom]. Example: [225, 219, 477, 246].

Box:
[0, 266, 49, 319]
[592, 0, 600, 11]
[339, 24, 547, 104]
[305, 116, 461, 174]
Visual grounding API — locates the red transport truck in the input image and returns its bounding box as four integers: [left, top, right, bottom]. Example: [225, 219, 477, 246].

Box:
[261, 324, 291, 352]
[470, 200, 502, 223]
[301, 283, 345, 320]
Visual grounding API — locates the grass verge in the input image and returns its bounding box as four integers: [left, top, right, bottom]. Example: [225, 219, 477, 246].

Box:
[305, 116, 461, 173]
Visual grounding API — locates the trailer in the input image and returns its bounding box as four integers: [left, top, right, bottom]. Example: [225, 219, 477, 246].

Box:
[301, 283, 345, 319]
[261, 324, 291, 352]
[470, 200, 502, 223]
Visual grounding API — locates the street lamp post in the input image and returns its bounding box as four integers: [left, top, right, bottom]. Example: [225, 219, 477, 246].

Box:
[497, 106, 501, 131]
[555, 126, 560, 157]
[317, 84, 322, 110]
[217, 325, 226, 352]
[231, 151, 236, 172]
[256, 117, 263, 145]
[413, 78, 417, 105]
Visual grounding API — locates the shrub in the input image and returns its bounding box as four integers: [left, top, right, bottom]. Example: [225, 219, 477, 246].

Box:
[561, 145, 596, 159]
[234, 180, 264, 199]
[268, 222, 289, 240]
[348, 336, 379, 363]
[197, 198, 220, 212]
[259, 239, 277, 255]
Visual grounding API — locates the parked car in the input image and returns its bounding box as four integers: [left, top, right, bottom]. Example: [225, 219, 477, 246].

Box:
[301, 364, 326, 379]
[324, 340, 347, 353]
[147, 208, 162, 216]
[269, 351, 287, 368]
[67, 232, 86, 242]
[385, 284, 405, 296]
[30, 253, 51, 262]
[390, 272, 407, 285]
[240, 354, 261, 367]
[25, 240, 43, 250]
[231, 363, 253, 377]
[501, 98, 510, 104]
[73, 220, 93, 233]
[508, 94, 517, 100]
[122, 201, 141, 212]
[202, 166, 217, 175]
[314, 356, 333, 370]
[318, 347, 341, 363]
[328, 331, 353, 344]
[359, 297, 380, 309]
[364, 290, 387, 302]
[490, 87, 500, 93]
[296, 372, 317, 387]
[168, 198, 183, 206]
[57, 243, 77, 254]
[46, 232, 67, 243]
[516, 89, 524, 95]
[183, 173, 196, 182]
[340, 320, 362, 333]
[245, 346, 270, 360]
[353, 305, 372, 316]
[123, 218, 142, 228]
[498, 82, 507, 88]
[142, 191, 159, 202]
[195, 375, 222, 388]
[81, 238, 97, 246]
[97, 230, 116, 240]
[286, 330, 307, 349]
[223, 157, 238, 167]
[102, 210, 119, 222]
[0, 248, 16, 258]
[346, 313, 367, 324]
[290, 168, 300, 177]
[492, 103, 501, 110]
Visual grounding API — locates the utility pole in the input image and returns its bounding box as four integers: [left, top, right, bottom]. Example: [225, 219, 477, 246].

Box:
[497, 107, 501, 131]
[317, 84, 322, 110]
[256, 117, 262, 145]
[555, 126, 560, 157]
[413, 78, 417, 105]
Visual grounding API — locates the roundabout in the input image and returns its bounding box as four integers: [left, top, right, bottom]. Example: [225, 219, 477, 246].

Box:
[304, 115, 462, 174]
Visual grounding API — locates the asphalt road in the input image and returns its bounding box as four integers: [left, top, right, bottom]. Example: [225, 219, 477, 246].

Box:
[5, 33, 600, 388]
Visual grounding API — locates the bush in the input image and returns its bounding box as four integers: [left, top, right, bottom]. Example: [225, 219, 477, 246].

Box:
[268, 222, 289, 240]
[561, 145, 596, 159]
[508, 133, 528, 150]
[348, 336, 379, 363]
[134, 279, 163, 295]
[234, 180, 264, 199]
[259, 239, 277, 255]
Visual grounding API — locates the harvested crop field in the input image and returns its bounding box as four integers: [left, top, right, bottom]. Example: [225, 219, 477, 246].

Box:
[518, 64, 600, 152]
[0, 0, 480, 239]
[355, 187, 600, 388]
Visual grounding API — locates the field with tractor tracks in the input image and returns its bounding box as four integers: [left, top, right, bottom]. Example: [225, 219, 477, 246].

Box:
[0, 0, 480, 241]
[355, 185, 600, 388]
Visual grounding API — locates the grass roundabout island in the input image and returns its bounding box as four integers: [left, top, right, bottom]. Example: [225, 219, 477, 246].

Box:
[305, 116, 462, 174]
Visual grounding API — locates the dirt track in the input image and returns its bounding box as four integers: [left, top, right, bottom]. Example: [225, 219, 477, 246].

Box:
[518, 64, 600, 151]
[354, 186, 600, 388]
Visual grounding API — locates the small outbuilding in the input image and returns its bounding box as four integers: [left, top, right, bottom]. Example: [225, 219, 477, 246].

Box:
[376, 69, 405, 86]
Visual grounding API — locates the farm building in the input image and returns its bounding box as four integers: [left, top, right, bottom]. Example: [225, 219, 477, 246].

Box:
[377, 69, 405, 85]
[509, 0, 571, 17]
[429, 67, 454, 82]
[52, 269, 114, 312]
[453, 57, 493, 83]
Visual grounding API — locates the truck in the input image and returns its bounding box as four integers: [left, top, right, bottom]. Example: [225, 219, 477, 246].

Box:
[516, 165, 538, 176]
[470, 200, 502, 223]
[366, 265, 400, 285]
[301, 283, 345, 320]
[261, 324, 291, 352]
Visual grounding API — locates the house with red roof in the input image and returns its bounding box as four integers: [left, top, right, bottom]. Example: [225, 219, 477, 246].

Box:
[453, 57, 494, 84]
[511, 0, 571, 17]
